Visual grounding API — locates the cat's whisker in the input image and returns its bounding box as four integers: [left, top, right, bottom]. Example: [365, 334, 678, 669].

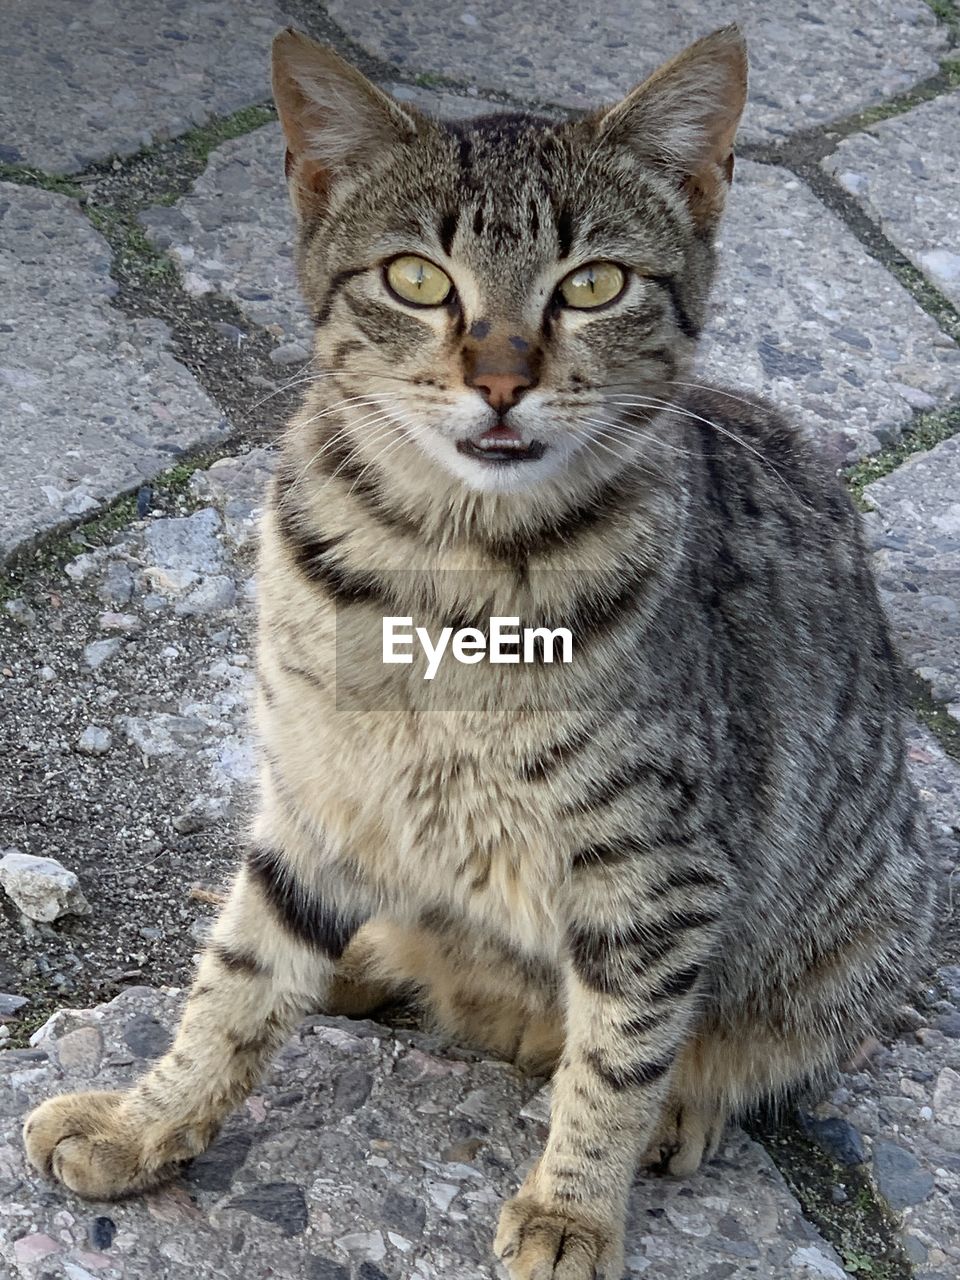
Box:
[579, 414, 701, 459]
[278, 415, 404, 507]
[661, 380, 770, 410]
[290, 393, 406, 435]
[606, 394, 812, 507]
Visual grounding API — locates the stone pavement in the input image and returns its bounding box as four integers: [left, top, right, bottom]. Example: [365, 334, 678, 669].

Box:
[2, 2, 960, 1278]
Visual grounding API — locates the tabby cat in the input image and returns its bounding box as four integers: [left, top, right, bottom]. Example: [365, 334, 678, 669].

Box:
[25, 25, 934, 1280]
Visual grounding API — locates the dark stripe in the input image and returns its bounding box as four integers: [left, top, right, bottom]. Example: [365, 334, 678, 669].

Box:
[472, 203, 485, 236]
[484, 467, 639, 563]
[438, 210, 458, 255]
[571, 839, 634, 871]
[312, 435, 421, 540]
[520, 720, 597, 782]
[566, 757, 698, 820]
[649, 275, 700, 340]
[648, 865, 724, 898]
[618, 1008, 668, 1037]
[225, 1028, 272, 1055]
[556, 207, 574, 258]
[276, 503, 380, 606]
[278, 660, 325, 693]
[586, 1049, 673, 1091]
[212, 943, 268, 977]
[568, 911, 714, 994]
[560, 565, 653, 651]
[456, 129, 473, 173]
[245, 844, 361, 958]
[313, 267, 367, 328]
[330, 339, 365, 366]
[529, 197, 540, 239]
[647, 962, 701, 1002]
[273, 482, 388, 607]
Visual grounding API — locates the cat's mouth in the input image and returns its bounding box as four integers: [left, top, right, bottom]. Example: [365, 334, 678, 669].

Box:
[456, 423, 546, 465]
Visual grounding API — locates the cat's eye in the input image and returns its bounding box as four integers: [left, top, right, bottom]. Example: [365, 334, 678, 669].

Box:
[385, 255, 453, 307]
[557, 262, 626, 310]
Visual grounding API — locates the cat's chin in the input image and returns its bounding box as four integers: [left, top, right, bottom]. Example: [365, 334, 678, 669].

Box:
[445, 452, 559, 495]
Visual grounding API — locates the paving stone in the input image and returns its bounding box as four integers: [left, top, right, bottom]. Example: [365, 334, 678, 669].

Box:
[0, 184, 228, 562]
[325, 0, 945, 140]
[146, 139, 960, 458]
[824, 92, 960, 307]
[701, 161, 959, 457]
[816, 962, 960, 1270]
[0, 986, 856, 1279]
[864, 434, 960, 725]
[0, 0, 292, 173]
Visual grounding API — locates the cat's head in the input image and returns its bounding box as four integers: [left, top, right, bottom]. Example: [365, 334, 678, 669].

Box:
[272, 27, 747, 500]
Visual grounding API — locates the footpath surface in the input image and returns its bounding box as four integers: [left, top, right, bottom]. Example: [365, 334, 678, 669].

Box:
[1, 3, 960, 1279]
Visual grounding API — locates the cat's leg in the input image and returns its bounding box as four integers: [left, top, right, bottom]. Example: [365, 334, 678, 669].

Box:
[324, 920, 417, 1017]
[24, 841, 364, 1199]
[328, 915, 565, 1073]
[495, 895, 717, 1280]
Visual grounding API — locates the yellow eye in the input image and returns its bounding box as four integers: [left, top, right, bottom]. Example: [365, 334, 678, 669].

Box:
[558, 262, 626, 309]
[385, 255, 453, 307]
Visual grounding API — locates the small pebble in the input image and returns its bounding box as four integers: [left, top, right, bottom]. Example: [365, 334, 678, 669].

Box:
[83, 638, 121, 670]
[269, 341, 310, 366]
[76, 725, 113, 756]
[89, 1217, 116, 1251]
[4, 598, 36, 626]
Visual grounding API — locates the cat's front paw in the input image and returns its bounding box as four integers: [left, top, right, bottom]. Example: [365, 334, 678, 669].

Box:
[23, 1091, 173, 1199]
[494, 1195, 619, 1280]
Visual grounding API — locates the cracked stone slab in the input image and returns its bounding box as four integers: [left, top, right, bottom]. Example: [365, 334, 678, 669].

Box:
[0, 986, 856, 1279]
[324, 0, 945, 141]
[143, 138, 960, 458]
[0, 183, 229, 562]
[811, 968, 960, 1278]
[863, 434, 960, 726]
[0, 0, 293, 173]
[823, 91, 960, 308]
[703, 161, 960, 459]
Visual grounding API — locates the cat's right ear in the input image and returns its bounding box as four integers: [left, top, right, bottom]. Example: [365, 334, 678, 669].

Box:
[271, 29, 419, 221]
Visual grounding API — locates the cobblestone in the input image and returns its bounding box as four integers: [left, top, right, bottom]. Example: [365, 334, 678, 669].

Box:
[824, 92, 960, 308]
[0, 0, 291, 172]
[325, 0, 946, 138]
[0, 987, 857, 1280]
[0, 185, 228, 562]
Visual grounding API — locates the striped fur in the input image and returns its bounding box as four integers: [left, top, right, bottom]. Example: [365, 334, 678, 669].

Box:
[25, 26, 934, 1280]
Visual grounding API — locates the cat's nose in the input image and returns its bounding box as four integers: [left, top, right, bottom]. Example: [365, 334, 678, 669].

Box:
[467, 370, 534, 412]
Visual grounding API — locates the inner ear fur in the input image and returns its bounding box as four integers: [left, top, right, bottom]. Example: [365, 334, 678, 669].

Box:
[271, 28, 419, 221]
[596, 25, 748, 228]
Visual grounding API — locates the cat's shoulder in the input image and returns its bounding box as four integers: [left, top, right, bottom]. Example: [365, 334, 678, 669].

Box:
[678, 382, 856, 528]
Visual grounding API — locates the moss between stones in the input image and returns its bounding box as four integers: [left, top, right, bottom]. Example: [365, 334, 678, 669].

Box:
[924, 0, 960, 45]
[907, 673, 960, 762]
[844, 401, 960, 505]
[0, 445, 239, 601]
[747, 1111, 913, 1279]
[85, 204, 181, 286]
[0, 165, 83, 198]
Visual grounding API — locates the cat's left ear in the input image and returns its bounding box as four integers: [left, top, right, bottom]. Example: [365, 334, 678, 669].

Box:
[271, 29, 419, 221]
[595, 25, 748, 229]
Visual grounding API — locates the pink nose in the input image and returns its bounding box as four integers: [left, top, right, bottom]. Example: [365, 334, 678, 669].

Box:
[468, 371, 533, 412]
